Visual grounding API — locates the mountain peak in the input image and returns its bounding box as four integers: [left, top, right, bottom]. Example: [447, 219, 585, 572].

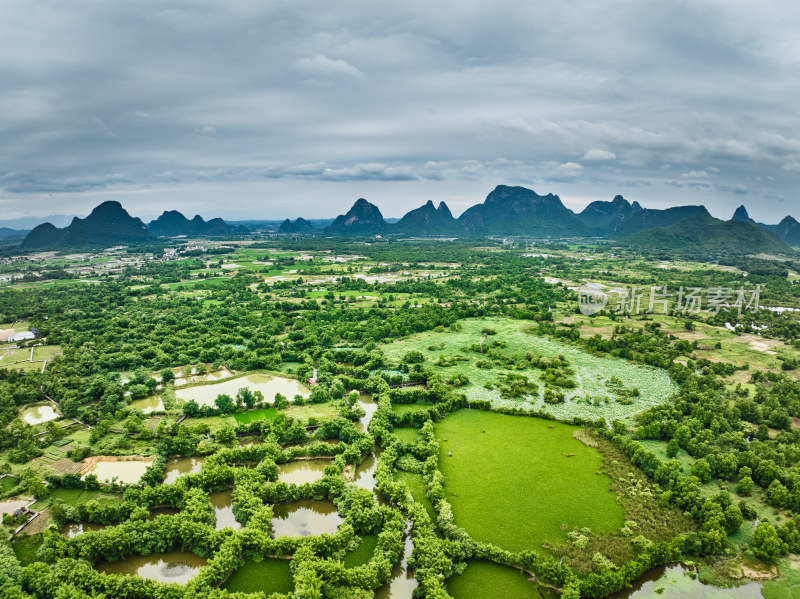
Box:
[328, 198, 387, 235]
[731, 205, 753, 222]
[437, 201, 453, 218]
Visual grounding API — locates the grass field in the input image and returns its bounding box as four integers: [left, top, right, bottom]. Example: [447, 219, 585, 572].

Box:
[233, 408, 277, 424]
[342, 534, 378, 568]
[223, 557, 294, 595]
[395, 470, 436, 522]
[11, 534, 43, 566]
[445, 560, 557, 599]
[380, 317, 676, 421]
[391, 427, 421, 444]
[435, 410, 624, 552]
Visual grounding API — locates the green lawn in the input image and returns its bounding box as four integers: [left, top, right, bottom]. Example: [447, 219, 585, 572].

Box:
[391, 427, 421, 444]
[446, 560, 557, 599]
[342, 534, 378, 568]
[224, 558, 294, 595]
[436, 410, 624, 552]
[395, 471, 436, 523]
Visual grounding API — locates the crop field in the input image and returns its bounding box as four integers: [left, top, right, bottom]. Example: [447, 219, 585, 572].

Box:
[381, 317, 676, 421]
[435, 409, 624, 552]
[445, 560, 556, 599]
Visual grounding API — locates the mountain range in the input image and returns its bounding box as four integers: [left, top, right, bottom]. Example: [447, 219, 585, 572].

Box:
[147, 211, 248, 237]
[15, 185, 800, 253]
[21, 203, 247, 249]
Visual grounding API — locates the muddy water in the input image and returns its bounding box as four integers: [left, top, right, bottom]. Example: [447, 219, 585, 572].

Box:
[276, 459, 331, 485]
[355, 395, 378, 432]
[129, 395, 164, 413]
[271, 500, 343, 537]
[164, 457, 205, 484]
[62, 522, 106, 538]
[84, 460, 153, 485]
[353, 447, 383, 492]
[209, 490, 241, 530]
[375, 523, 417, 599]
[172, 367, 233, 387]
[238, 436, 263, 448]
[609, 565, 762, 598]
[176, 373, 311, 408]
[96, 551, 208, 584]
[20, 404, 60, 425]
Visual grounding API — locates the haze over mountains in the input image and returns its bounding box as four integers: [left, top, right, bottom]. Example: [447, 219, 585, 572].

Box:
[14, 185, 800, 254]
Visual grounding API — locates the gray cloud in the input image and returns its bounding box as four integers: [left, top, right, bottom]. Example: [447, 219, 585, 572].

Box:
[0, 0, 798, 223]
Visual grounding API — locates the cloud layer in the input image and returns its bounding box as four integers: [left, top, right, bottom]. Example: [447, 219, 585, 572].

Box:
[1, 1, 798, 221]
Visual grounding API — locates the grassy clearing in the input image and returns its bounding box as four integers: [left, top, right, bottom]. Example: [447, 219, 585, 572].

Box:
[342, 534, 378, 568]
[380, 317, 676, 422]
[395, 470, 436, 522]
[391, 427, 421, 444]
[12, 534, 43, 566]
[445, 560, 557, 599]
[223, 558, 294, 595]
[436, 410, 624, 552]
[233, 408, 277, 424]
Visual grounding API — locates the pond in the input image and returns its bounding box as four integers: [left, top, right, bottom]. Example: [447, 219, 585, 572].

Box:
[271, 500, 343, 537]
[176, 372, 311, 408]
[609, 564, 762, 599]
[83, 459, 153, 485]
[353, 448, 382, 492]
[210, 490, 241, 530]
[172, 367, 233, 387]
[96, 551, 208, 584]
[129, 394, 165, 414]
[62, 522, 106, 538]
[276, 459, 332, 485]
[20, 404, 60, 425]
[375, 523, 418, 599]
[164, 457, 205, 484]
[238, 436, 263, 448]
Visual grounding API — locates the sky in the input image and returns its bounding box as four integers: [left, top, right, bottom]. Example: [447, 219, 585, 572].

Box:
[1, 0, 799, 224]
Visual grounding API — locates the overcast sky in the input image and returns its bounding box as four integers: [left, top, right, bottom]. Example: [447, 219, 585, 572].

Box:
[1, 0, 799, 223]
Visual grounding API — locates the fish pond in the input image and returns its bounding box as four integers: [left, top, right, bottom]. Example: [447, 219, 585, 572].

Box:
[20, 404, 60, 425]
[276, 459, 332, 485]
[96, 551, 208, 584]
[271, 500, 343, 537]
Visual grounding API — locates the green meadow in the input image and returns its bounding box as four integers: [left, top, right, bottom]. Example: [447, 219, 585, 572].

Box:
[445, 560, 557, 599]
[435, 410, 624, 552]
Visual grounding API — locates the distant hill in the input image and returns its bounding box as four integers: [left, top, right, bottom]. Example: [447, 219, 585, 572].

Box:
[395, 200, 458, 234]
[611, 205, 710, 236]
[0, 227, 28, 241]
[766, 216, 800, 245]
[0, 214, 75, 229]
[279, 217, 315, 233]
[578, 195, 642, 233]
[458, 185, 588, 236]
[731, 205, 800, 246]
[327, 198, 387, 235]
[21, 201, 151, 249]
[148, 211, 247, 237]
[621, 213, 793, 258]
